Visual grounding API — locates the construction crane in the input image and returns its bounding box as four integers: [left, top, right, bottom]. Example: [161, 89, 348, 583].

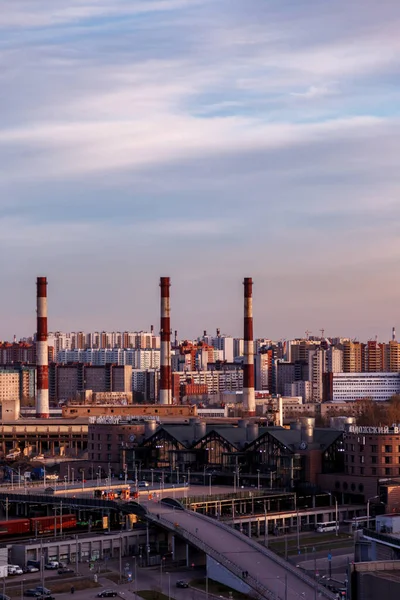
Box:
[320, 328, 325, 338]
[305, 330, 311, 340]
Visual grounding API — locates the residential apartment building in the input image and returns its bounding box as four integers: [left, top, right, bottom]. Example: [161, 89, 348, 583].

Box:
[343, 341, 365, 372]
[326, 346, 343, 373]
[284, 380, 312, 402]
[0, 370, 20, 402]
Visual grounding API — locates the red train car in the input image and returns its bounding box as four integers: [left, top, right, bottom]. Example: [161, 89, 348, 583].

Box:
[0, 519, 31, 535]
[30, 514, 77, 534]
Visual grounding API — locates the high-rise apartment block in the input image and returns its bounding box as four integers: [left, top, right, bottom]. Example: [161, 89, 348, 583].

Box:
[343, 341, 365, 372]
[0, 370, 20, 402]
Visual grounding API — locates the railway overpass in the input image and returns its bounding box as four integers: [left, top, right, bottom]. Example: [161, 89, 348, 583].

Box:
[146, 500, 336, 600]
[0, 491, 336, 599]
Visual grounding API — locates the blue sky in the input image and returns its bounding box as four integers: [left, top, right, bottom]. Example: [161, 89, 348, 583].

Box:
[1, 0, 400, 340]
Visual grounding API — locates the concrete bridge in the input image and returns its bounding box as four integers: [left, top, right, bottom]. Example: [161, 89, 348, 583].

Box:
[146, 499, 336, 600]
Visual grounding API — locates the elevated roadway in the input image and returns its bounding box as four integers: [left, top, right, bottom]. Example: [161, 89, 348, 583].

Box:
[145, 500, 336, 600]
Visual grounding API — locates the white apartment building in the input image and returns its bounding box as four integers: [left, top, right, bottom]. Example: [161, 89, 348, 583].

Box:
[308, 348, 326, 402]
[234, 338, 244, 358]
[255, 353, 269, 390]
[0, 370, 19, 402]
[332, 372, 400, 402]
[284, 381, 312, 403]
[326, 346, 343, 373]
[57, 348, 160, 368]
[212, 336, 234, 362]
[174, 370, 243, 395]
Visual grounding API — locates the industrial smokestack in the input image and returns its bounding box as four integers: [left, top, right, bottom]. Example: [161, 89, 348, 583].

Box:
[36, 277, 49, 418]
[160, 277, 172, 405]
[150, 324, 154, 335]
[393, 327, 396, 342]
[216, 328, 220, 337]
[243, 277, 255, 416]
[174, 330, 178, 347]
[203, 330, 207, 338]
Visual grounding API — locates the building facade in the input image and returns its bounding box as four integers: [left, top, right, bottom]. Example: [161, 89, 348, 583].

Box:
[330, 373, 400, 402]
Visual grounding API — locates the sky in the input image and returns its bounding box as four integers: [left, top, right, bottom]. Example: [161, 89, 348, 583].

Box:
[1, 0, 400, 341]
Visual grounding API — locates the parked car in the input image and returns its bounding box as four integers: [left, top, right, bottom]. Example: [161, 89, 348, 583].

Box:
[8, 565, 23, 575]
[27, 560, 41, 570]
[138, 481, 149, 488]
[23, 566, 39, 573]
[34, 588, 51, 596]
[25, 591, 42, 597]
[44, 562, 58, 570]
[58, 568, 74, 575]
[176, 581, 189, 588]
[97, 591, 118, 598]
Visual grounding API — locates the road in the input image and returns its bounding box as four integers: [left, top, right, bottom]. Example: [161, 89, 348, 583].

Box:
[144, 501, 335, 600]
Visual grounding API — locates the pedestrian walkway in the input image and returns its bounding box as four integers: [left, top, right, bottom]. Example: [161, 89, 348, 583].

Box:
[145, 501, 337, 600]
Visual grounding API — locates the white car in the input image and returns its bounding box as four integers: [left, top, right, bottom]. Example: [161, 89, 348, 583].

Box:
[138, 481, 149, 488]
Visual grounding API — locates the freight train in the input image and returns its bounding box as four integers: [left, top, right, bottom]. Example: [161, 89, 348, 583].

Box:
[0, 514, 77, 536]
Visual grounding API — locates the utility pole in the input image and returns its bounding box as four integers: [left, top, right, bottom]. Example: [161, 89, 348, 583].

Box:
[75, 535, 79, 575]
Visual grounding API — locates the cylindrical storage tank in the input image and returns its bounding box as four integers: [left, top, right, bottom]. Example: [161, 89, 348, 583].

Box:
[329, 416, 356, 431]
[189, 417, 200, 426]
[290, 421, 302, 431]
[195, 421, 206, 440]
[247, 423, 259, 442]
[238, 419, 249, 429]
[145, 421, 158, 438]
[300, 417, 315, 443]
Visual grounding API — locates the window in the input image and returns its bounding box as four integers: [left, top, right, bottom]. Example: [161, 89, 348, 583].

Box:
[371, 445, 377, 452]
[351, 467, 354, 474]
[385, 445, 392, 453]
[107, 444, 111, 451]
[372, 467, 377, 475]
[351, 455, 355, 463]
[385, 467, 391, 475]
[98, 444, 102, 451]
[359, 445, 364, 452]
[98, 434, 101, 441]
[385, 456, 392, 464]
[371, 456, 377, 464]
[360, 467, 364, 475]
[107, 434, 111, 441]
[359, 456, 365, 464]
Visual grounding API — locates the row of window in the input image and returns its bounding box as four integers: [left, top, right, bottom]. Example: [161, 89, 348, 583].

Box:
[345, 444, 400, 453]
[346, 466, 398, 476]
[90, 453, 112, 461]
[346, 455, 400, 464]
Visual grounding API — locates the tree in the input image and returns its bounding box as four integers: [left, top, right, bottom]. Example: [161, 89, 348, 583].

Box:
[356, 398, 389, 425]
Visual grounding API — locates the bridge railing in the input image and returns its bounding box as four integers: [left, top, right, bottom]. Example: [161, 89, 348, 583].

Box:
[148, 512, 281, 600]
[184, 509, 336, 600]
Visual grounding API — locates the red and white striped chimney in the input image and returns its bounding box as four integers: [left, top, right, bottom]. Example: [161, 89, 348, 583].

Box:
[243, 277, 255, 416]
[160, 277, 172, 405]
[36, 276, 50, 418]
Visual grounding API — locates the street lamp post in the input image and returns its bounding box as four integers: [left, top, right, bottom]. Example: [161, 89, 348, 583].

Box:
[166, 572, 171, 600]
[257, 469, 260, 490]
[367, 495, 380, 529]
[187, 467, 190, 486]
[151, 469, 154, 487]
[20, 579, 25, 600]
[208, 474, 212, 496]
[326, 491, 339, 536]
[133, 556, 137, 598]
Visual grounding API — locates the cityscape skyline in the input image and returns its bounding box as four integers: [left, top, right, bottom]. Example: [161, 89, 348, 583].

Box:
[1, 1, 400, 340]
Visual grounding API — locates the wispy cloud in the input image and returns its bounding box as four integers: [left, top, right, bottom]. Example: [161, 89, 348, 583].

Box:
[1, 0, 400, 338]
